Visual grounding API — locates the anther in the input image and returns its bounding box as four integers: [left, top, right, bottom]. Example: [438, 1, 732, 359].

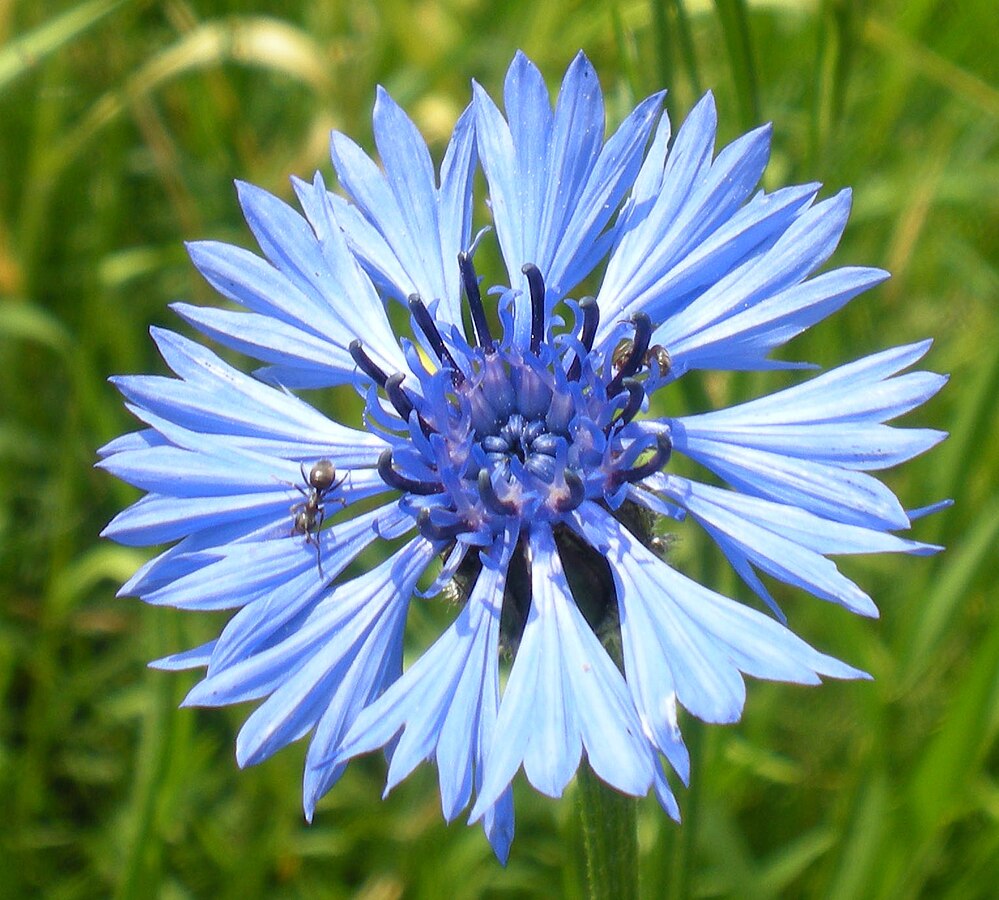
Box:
[477, 469, 518, 515]
[522, 263, 546, 356]
[349, 339, 389, 388]
[607, 313, 653, 395]
[607, 379, 645, 432]
[377, 449, 443, 495]
[552, 470, 586, 512]
[408, 294, 465, 385]
[384, 372, 415, 421]
[567, 296, 600, 381]
[459, 251, 494, 351]
[615, 433, 673, 484]
[417, 508, 468, 541]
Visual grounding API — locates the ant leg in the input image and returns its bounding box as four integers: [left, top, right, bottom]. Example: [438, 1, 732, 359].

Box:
[314, 507, 325, 578]
[329, 473, 349, 509]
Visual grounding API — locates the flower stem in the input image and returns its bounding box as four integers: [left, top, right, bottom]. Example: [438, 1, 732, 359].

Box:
[576, 762, 640, 900]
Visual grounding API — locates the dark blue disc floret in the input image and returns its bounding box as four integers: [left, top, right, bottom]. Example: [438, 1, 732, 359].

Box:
[353, 259, 673, 545]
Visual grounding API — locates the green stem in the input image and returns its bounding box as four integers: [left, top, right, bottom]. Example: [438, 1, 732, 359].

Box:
[576, 763, 640, 900]
[668, 719, 704, 900]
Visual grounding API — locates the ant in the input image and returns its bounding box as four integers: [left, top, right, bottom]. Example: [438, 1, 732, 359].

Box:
[290, 458, 345, 577]
[611, 338, 672, 378]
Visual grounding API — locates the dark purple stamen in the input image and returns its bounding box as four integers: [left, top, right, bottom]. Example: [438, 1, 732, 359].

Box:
[522, 263, 546, 356]
[384, 372, 415, 421]
[377, 449, 443, 495]
[408, 294, 465, 385]
[552, 471, 586, 512]
[610, 379, 645, 432]
[615, 433, 673, 484]
[459, 251, 493, 351]
[477, 470, 518, 515]
[607, 313, 653, 396]
[349, 339, 389, 388]
[567, 296, 600, 381]
[417, 508, 467, 541]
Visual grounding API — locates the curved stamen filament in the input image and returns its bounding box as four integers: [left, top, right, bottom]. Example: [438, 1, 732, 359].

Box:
[567, 297, 600, 381]
[417, 507, 467, 541]
[522, 263, 546, 356]
[477, 469, 518, 515]
[349, 339, 389, 387]
[551, 470, 585, 512]
[607, 313, 653, 396]
[459, 251, 494, 351]
[608, 379, 645, 432]
[384, 372, 415, 421]
[408, 295, 465, 385]
[377, 449, 443, 495]
[614, 433, 673, 485]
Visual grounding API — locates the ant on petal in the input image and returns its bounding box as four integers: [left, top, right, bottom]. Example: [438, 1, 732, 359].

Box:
[290, 459, 345, 577]
[611, 338, 672, 379]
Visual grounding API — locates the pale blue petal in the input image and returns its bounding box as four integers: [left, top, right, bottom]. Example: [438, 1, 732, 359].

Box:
[149, 641, 216, 671]
[327, 95, 476, 329]
[169, 303, 357, 388]
[662, 267, 889, 371]
[679, 341, 945, 426]
[116, 328, 387, 460]
[332, 534, 515, 857]
[597, 182, 819, 343]
[673, 430, 910, 530]
[575, 505, 868, 729]
[472, 524, 657, 819]
[235, 181, 398, 360]
[676, 421, 944, 471]
[183, 538, 434, 709]
[476, 51, 664, 345]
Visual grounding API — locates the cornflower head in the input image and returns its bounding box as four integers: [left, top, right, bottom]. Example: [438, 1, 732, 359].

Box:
[99, 52, 946, 862]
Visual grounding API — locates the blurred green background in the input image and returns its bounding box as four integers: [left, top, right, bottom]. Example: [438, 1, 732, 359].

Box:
[1, 0, 996, 897]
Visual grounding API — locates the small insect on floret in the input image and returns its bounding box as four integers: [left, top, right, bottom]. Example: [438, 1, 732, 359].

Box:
[307, 458, 338, 493]
[612, 338, 671, 378]
[290, 459, 345, 576]
[645, 344, 671, 378]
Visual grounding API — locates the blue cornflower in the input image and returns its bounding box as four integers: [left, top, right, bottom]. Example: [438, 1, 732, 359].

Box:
[100, 52, 946, 862]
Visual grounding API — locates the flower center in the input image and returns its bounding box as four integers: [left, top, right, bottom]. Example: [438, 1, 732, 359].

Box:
[352, 259, 673, 545]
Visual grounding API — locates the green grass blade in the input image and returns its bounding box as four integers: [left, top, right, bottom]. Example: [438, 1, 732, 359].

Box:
[811, 0, 856, 162]
[0, 0, 123, 92]
[712, 0, 759, 127]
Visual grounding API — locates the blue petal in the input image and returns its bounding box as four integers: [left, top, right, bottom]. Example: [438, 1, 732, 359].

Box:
[574, 505, 868, 731]
[673, 430, 910, 530]
[235, 181, 401, 363]
[113, 328, 387, 462]
[149, 641, 216, 671]
[185, 227, 403, 384]
[183, 537, 435, 710]
[102, 492, 285, 548]
[100, 467, 386, 549]
[649, 476, 938, 616]
[327, 95, 476, 329]
[98, 443, 300, 496]
[472, 524, 659, 819]
[667, 343, 947, 515]
[332, 532, 515, 859]
[170, 303, 364, 389]
[475, 51, 663, 346]
[679, 340, 946, 426]
[662, 266, 888, 371]
[142, 502, 397, 617]
[678, 421, 943, 471]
